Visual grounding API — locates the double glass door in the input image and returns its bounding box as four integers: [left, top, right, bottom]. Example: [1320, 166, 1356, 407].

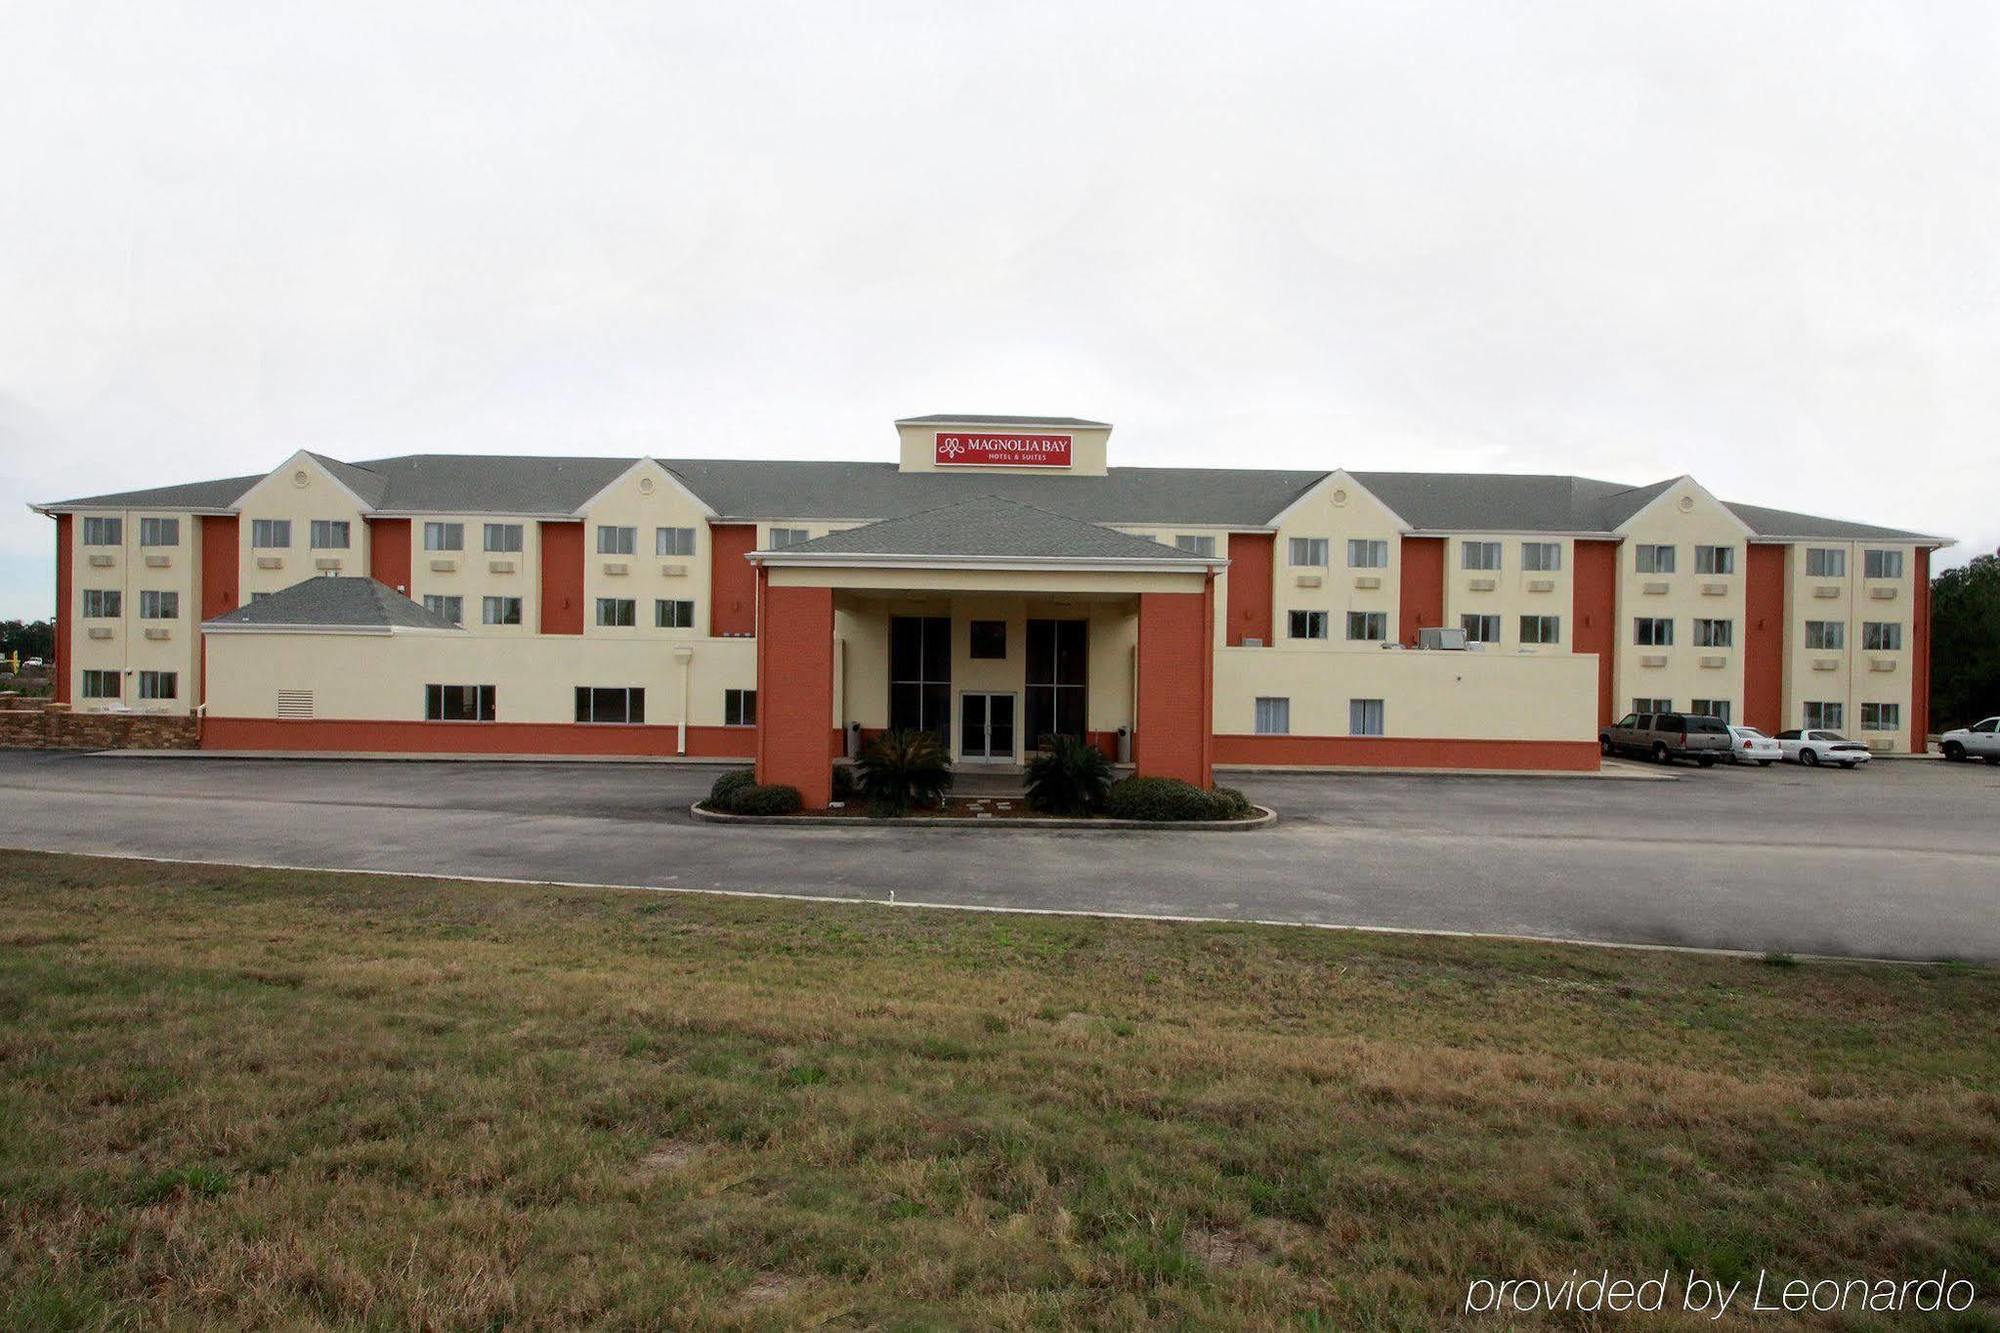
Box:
[959, 693, 1017, 762]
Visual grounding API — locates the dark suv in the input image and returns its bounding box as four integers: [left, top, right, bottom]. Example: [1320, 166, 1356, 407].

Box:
[1600, 712, 1732, 766]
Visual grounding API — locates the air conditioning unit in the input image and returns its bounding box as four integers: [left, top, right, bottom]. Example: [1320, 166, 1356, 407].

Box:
[1241, 636, 1264, 647]
[1417, 626, 1467, 651]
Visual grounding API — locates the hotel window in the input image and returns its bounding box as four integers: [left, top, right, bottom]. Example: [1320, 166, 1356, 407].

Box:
[575, 686, 645, 724]
[484, 523, 524, 553]
[1632, 697, 1672, 715]
[724, 688, 757, 727]
[1288, 610, 1328, 640]
[596, 525, 636, 556]
[1860, 702, 1901, 732]
[1347, 539, 1389, 569]
[768, 528, 810, 549]
[1348, 698, 1385, 736]
[1633, 617, 1673, 647]
[424, 521, 464, 551]
[1346, 611, 1388, 641]
[596, 597, 637, 627]
[1175, 535, 1217, 557]
[1692, 618, 1733, 648]
[1461, 541, 1501, 571]
[139, 517, 179, 547]
[969, 620, 1007, 659]
[1460, 614, 1501, 644]
[310, 519, 350, 549]
[1690, 699, 1731, 723]
[139, 590, 179, 619]
[425, 684, 496, 721]
[1254, 697, 1290, 735]
[138, 671, 177, 700]
[81, 670, 120, 699]
[1862, 621, 1902, 651]
[1288, 537, 1329, 567]
[1521, 542, 1561, 572]
[1635, 544, 1675, 574]
[1806, 547, 1846, 578]
[1803, 701, 1844, 731]
[1804, 620, 1844, 650]
[1695, 545, 1735, 575]
[1519, 615, 1561, 645]
[422, 595, 464, 624]
[656, 526, 696, 557]
[82, 516, 123, 546]
[482, 596, 523, 626]
[1864, 549, 1904, 579]
[83, 589, 122, 618]
[655, 599, 695, 628]
[251, 519, 291, 549]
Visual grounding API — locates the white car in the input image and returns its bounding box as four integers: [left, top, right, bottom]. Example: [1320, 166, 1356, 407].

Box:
[1725, 725, 1780, 766]
[1938, 716, 2000, 765]
[1774, 728, 1873, 769]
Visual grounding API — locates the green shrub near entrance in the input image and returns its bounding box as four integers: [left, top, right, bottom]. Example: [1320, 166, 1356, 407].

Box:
[1023, 736, 1114, 816]
[731, 783, 803, 816]
[1105, 776, 1255, 822]
[707, 768, 756, 811]
[856, 730, 953, 817]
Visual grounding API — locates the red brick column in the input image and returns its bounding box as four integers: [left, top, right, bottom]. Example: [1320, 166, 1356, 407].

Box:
[754, 571, 835, 808]
[1135, 581, 1215, 787]
[1911, 546, 1932, 753]
[53, 514, 72, 706]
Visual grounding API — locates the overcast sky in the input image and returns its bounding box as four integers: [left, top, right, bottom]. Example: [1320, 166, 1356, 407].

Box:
[3, 1, 1996, 618]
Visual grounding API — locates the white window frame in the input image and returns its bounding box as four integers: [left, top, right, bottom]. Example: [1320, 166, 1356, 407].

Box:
[1460, 614, 1501, 644]
[484, 523, 524, 553]
[424, 521, 464, 552]
[1633, 617, 1673, 647]
[1348, 698, 1385, 737]
[310, 519, 351, 550]
[1806, 547, 1846, 578]
[1347, 539, 1389, 569]
[138, 590, 179, 620]
[1253, 697, 1290, 735]
[1690, 699, 1731, 723]
[1635, 544, 1675, 575]
[656, 527, 697, 557]
[655, 598, 696, 629]
[1692, 618, 1733, 648]
[1521, 541, 1561, 572]
[595, 597, 637, 628]
[481, 596, 523, 626]
[81, 669, 121, 699]
[1287, 537, 1329, 567]
[81, 516, 123, 546]
[575, 686, 646, 725]
[425, 683, 497, 722]
[1175, 535, 1217, 557]
[724, 688, 757, 727]
[1461, 541, 1502, 571]
[596, 525, 637, 556]
[1346, 611, 1388, 641]
[1518, 614, 1560, 645]
[138, 517, 179, 547]
[1288, 609, 1329, 640]
[1694, 545, 1735, 575]
[1804, 620, 1845, 651]
[768, 528, 811, 549]
[138, 670, 178, 700]
[1803, 701, 1844, 731]
[251, 518, 291, 549]
[1862, 622, 1902, 651]
[422, 594, 464, 624]
[1860, 702, 1901, 732]
[1863, 549, 1904, 579]
[82, 589, 122, 618]
[1632, 697, 1672, 715]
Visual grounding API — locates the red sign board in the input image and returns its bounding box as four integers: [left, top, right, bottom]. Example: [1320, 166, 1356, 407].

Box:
[934, 432, 1073, 468]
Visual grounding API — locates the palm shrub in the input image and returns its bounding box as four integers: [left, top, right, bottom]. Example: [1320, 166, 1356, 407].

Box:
[1024, 735, 1114, 816]
[856, 729, 953, 816]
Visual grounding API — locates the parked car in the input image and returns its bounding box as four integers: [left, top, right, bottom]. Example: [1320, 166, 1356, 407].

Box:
[1938, 717, 2000, 764]
[1774, 729, 1873, 769]
[1725, 724, 1780, 766]
[1600, 712, 1732, 766]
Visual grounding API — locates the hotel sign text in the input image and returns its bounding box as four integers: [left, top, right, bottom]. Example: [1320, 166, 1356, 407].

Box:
[934, 432, 1073, 468]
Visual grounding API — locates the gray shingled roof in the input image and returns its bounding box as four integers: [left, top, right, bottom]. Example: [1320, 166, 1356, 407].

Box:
[765, 495, 1213, 562]
[39, 453, 1937, 541]
[204, 577, 464, 631]
[895, 413, 1111, 427]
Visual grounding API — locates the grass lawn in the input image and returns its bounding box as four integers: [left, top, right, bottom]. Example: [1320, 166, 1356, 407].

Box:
[1, 850, 1996, 1329]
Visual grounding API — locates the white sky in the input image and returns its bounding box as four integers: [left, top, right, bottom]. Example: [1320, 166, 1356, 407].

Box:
[3, 1, 1996, 618]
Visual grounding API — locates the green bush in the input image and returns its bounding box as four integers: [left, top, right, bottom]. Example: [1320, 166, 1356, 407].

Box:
[1024, 736, 1114, 816]
[857, 730, 953, 817]
[1104, 776, 1254, 822]
[732, 783, 803, 817]
[708, 768, 756, 812]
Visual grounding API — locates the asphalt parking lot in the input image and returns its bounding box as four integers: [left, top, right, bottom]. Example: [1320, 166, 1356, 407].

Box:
[0, 750, 1994, 961]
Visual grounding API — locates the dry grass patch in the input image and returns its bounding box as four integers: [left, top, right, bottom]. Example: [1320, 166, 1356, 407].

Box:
[0, 849, 1995, 1329]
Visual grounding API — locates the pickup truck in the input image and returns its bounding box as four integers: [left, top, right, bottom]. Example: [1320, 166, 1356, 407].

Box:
[1939, 717, 2000, 765]
[1599, 712, 1732, 766]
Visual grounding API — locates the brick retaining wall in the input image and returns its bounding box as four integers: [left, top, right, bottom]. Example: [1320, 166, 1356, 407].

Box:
[0, 701, 199, 750]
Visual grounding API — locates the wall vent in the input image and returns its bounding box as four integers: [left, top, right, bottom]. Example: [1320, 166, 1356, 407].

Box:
[276, 689, 315, 719]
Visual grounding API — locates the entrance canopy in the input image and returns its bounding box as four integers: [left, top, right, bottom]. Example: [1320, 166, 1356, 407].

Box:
[744, 495, 1226, 807]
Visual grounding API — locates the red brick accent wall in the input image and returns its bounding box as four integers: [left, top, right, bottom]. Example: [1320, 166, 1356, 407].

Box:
[53, 514, 72, 706]
[754, 573, 834, 807]
[199, 515, 240, 618]
[200, 718, 755, 758]
[538, 521, 585, 635]
[709, 524, 758, 637]
[1135, 582, 1215, 787]
[367, 517, 411, 593]
[1572, 539, 1619, 727]
[1743, 542, 1787, 736]
[1911, 545, 1932, 750]
[1225, 532, 1273, 645]
[1398, 536, 1446, 644]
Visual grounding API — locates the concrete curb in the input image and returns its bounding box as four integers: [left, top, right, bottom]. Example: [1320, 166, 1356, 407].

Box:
[689, 801, 1278, 831]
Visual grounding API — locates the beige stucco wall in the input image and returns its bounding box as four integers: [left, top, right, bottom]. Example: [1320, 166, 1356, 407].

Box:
[1440, 535, 1575, 654]
[1265, 473, 1403, 652]
[406, 515, 544, 632]
[234, 455, 373, 601]
[203, 630, 759, 728]
[1612, 481, 1750, 721]
[1214, 644, 1599, 740]
[573, 462, 716, 640]
[1779, 538, 1917, 750]
[66, 507, 203, 714]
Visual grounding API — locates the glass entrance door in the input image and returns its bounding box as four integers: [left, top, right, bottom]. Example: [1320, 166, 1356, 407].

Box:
[959, 693, 1017, 762]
